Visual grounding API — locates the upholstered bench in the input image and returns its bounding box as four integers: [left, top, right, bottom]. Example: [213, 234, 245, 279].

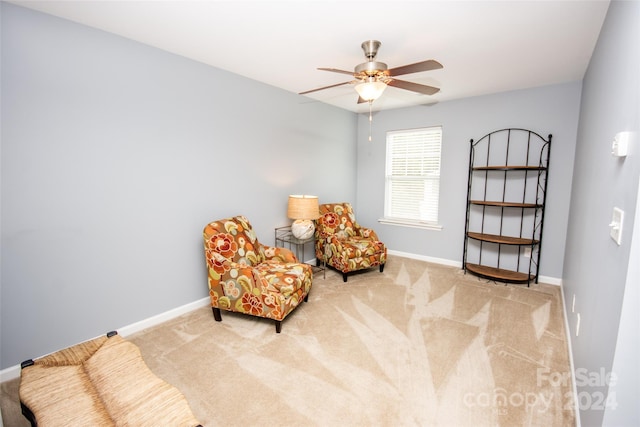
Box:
[19, 331, 201, 427]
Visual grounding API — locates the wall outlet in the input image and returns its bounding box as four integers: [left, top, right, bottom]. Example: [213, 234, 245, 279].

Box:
[523, 247, 532, 258]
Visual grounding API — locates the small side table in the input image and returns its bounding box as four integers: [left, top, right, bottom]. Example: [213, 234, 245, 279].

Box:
[275, 226, 325, 279]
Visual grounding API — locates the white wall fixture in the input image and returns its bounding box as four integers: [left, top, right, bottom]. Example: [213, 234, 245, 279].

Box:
[609, 207, 625, 245]
[611, 131, 630, 157]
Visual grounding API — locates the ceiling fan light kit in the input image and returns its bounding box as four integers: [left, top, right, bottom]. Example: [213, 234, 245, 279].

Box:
[355, 78, 387, 102]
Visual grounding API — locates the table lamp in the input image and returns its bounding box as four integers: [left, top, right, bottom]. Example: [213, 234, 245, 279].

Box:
[287, 195, 320, 239]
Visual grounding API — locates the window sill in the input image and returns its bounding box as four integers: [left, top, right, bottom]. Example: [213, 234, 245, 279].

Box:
[378, 218, 443, 231]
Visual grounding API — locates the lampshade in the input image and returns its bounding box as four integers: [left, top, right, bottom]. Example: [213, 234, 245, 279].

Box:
[355, 79, 387, 102]
[287, 195, 319, 220]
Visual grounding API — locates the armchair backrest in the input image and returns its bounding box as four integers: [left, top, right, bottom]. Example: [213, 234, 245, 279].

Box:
[316, 203, 362, 240]
[203, 215, 266, 266]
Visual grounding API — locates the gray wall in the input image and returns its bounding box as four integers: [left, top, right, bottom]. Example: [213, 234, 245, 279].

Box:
[0, 3, 356, 369]
[356, 82, 582, 281]
[563, 0, 640, 425]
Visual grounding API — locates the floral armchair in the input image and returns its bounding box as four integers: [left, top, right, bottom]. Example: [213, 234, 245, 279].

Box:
[203, 215, 312, 333]
[315, 203, 387, 282]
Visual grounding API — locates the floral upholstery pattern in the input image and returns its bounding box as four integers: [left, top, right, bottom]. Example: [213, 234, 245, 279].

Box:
[203, 215, 312, 332]
[315, 203, 387, 282]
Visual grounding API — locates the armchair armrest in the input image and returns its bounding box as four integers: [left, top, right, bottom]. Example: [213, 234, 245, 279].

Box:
[206, 251, 233, 279]
[263, 245, 298, 263]
[211, 262, 263, 313]
[358, 226, 380, 241]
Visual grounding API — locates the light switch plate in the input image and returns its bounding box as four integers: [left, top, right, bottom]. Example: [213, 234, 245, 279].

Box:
[612, 132, 630, 157]
[610, 207, 624, 245]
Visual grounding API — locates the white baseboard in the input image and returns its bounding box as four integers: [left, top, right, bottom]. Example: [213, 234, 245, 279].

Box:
[387, 249, 463, 268]
[538, 275, 562, 286]
[117, 297, 210, 338]
[0, 365, 20, 384]
[0, 297, 211, 383]
[559, 282, 581, 426]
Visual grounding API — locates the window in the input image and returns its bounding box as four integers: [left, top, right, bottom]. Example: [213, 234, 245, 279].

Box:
[383, 126, 442, 228]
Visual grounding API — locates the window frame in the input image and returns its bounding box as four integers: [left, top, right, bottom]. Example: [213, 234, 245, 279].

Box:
[380, 126, 443, 231]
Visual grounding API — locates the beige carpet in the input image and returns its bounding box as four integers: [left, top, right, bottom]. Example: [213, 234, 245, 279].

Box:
[1, 255, 574, 426]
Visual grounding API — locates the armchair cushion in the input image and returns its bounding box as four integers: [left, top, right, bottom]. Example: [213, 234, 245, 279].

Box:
[315, 203, 387, 281]
[203, 216, 312, 332]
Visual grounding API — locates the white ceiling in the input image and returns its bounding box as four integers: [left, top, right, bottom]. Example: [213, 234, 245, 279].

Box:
[11, 0, 610, 113]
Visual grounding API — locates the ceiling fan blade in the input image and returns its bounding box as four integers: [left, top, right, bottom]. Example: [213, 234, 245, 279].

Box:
[299, 80, 353, 95]
[387, 79, 440, 96]
[357, 96, 367, 104]
[318, 67, 355, 76]
[387, 59, 443, 77]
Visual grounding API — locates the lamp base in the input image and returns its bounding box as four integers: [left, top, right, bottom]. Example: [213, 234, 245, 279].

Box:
[291, 219, 315, 240]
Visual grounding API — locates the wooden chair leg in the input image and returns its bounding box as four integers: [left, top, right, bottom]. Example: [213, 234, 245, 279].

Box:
[212, 307, 222, 322]
[275, 320, 282, 333]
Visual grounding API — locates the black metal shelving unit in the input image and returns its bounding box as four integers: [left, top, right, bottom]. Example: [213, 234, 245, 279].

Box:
[462, 128, 551, 285]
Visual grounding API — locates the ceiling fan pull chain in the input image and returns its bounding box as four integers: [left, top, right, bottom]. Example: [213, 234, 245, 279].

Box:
[368, 100, 373, 142]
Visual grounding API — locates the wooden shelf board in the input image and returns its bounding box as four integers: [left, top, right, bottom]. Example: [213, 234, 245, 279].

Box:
[473, 166, 546, 171]
[470, 200, 540, 208]
[465, 263, 533, 284]
[467, 232, 538, 245]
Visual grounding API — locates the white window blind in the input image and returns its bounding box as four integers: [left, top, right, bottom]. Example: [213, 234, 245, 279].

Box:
[384, 126, 442, 225]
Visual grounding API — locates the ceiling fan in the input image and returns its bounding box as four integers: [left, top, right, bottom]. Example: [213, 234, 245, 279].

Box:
[299, 40, 443, 105]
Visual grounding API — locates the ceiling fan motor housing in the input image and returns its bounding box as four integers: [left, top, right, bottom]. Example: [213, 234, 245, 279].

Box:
[361, 40, 381, 60]
[356, 40, 388, 78]
[355, 61, 388, 76]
